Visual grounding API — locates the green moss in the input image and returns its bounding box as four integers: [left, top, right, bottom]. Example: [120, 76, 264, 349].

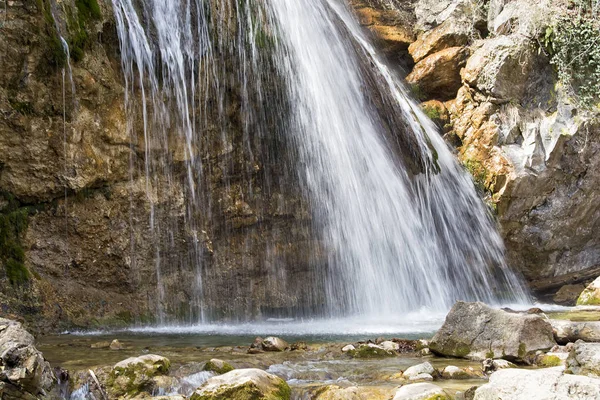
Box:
[347, 345, 395, 359]
[463, 158, 489, 193]
[0, 192, 32, 286]
[9, 100, 35, 116]
[75, 0, 102, 21]
[203, 360, 235, 375]
[422, 105, 441, 121]
[518, 343, 527, 359]
[539, 355, 562, 367]
[190, 380, 290, 400]
[486, 350, 495, 359]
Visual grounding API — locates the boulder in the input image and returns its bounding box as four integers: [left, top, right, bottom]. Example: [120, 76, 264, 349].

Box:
[409, 18, 472, 63]
[341, 344, 356, 353]
[577, 276, 600, 305]
[380, 341, 400, 352]
[473, 368, 600, 399]
[203, 359, 234, 375]
[566, 340, 600, 378]
[551, 320, 600, 344]
[347, 344, 395, 358]
[414, 0, 485, 33]
[393, 382, 451, 400]
[108, 354, 171, 397]
[313, 385, 361, 400]
[261, 337, 289, 352]
[402, 362, 436, 380]
[481, 358, 516, 374]
[462, 36, 536, 101]
[189, 368, 290, 400]
[407, 47, 470, 100]
[553, 284, 586, 306]
[429, 302, 556, 363]
[110, 339, 124, 350]
[0, 318, 56, 398]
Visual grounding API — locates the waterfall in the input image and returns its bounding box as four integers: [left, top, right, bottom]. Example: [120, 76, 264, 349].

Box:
[111, 0, 529, 322]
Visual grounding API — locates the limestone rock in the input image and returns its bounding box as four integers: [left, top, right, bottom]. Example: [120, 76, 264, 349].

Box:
[409, 18, 473, 63]
[462, 36, 537, 101]
[482, 358, 516, 374]
[566, 341, 600, 378]
[429, 301, 556, 362]
[402, 362, 435, 380]
[406, 47, 470, 100]
[261, 337, 289, 352]
[577, 276, 600, 306]
[203, 359, 234, 375]
[414, 0, 486, 33]
[380, 341, 400, 352]
[189, 368, 291, 400]
[473, 368, 600, 399]
[0, 318, 56, 398]
[313, 385, 361, 400]
[342, 344, 356, 353]
[393, 382, 450, 400]
[109, 355, 171, 397]
[441, 365, 483, 379]
[110, 339, 124, 350]
[347, 344, 395, 358]
[553, 284, 586, 306]
[551, 320, 600, 344]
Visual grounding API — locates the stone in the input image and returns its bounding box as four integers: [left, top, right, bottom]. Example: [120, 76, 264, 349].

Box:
[535, 352, 568, 367]
[341, 344, 356, 353]
[91, 341, 111, 349]
[406, 47, 470, 100]
[553, 284, 586, 306]
[189, 368, 291, 400]
[393, 382, 451, 400]
[109, 339, 124, 350]
[414, 0, 486, 33]
[0, 318, 56, 398]
[203, 359, 234, 374]
[577, 276, 600, 305]
[402, 362, 436, 380]
[380, 340, 400, 352]
[551, 320, 600, 344]
[441, 365, 482, 379]
[566, 340, 600, 378]
[261, 336, 289, 352]
[482, 358, 516, 374]
[109, 355, 171, 397]
[409, 18, 473, 63]
[420, 100, 451, 131]
[313, 385, 362, 400]
[473, 368, 600, 399]
[429, 302, 556, 363]
[462, 36, 536, 101]
[347, 344, 395, 358]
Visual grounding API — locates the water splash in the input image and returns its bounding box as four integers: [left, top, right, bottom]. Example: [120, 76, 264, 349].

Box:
[110, 0, 529, 322]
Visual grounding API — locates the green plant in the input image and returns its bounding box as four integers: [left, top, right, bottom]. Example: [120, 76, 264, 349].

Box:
[0, 192, 31, 285]
[541, 3, 600, 108]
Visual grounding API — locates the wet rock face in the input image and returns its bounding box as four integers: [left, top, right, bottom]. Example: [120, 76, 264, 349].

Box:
[0, 318, 56, 398]
[429, 301, 556, 363]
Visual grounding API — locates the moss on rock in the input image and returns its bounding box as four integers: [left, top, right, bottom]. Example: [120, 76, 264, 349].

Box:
[347, 345, 395, 359]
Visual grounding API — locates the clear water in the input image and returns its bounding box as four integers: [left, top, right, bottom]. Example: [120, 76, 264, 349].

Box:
[110, 0, 529, 322]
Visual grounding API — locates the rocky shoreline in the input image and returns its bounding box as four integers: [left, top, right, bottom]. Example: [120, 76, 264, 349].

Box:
[3, 301, 600, 399]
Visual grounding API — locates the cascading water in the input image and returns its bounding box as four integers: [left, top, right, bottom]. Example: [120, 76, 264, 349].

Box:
[111, 0, 529, 322]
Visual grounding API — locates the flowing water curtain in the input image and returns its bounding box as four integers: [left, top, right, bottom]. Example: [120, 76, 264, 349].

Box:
[111, 0, 529, 323]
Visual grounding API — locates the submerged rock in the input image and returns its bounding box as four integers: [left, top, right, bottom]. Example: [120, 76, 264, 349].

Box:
[190, 368, 290, 400]
[393, 382, 450, 400]
[110, 339, 125, 350]
[203, 359, 234, 375]
[0, 318, 56, 399]
[577, 277, 600, 306]
[429, 302, 556, 362]
[473, 368, 600, 399]
[566, 340, 600, 378]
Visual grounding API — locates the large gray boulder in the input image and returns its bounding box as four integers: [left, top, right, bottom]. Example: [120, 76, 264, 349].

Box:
[551, 320, 600, 344]
[473, 368, 600, 399]
[566, 340, 600, 378]
[429, 302, 556, 362]
[0, 318, 56, 399]
[393, 383, 451, 400]
[189, 368, 290, 400]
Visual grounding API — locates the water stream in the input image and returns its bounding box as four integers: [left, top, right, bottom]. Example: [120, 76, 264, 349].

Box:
[110, 0, 529, 324]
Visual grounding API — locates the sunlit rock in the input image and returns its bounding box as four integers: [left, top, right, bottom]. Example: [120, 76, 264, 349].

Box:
[473, 368, 600, 399]
[393, 382, 451, 400]
[577, 277, 600, 306]
[430, 302, 556, 363]
[261, 337, 289, 352]
[203, 359, 234, 375]
[441, 365, 483, 379]
[551, 320, 600, 344]
[190, 368, 290, 400]
[108, 355, 171, 397]
[553, 284, 586, 306]
[402, 362, 436, 380]
[566, 340, 600, 378]
[409, 18, 473, 63]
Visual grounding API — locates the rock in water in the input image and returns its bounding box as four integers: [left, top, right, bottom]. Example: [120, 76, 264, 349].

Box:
[577, 276, 600, 305]
[553, 284, 586, 306]
[0, 318, 56, 398]
[566, 340, 600, 378]
[551, 320, 600, 344]
[261, 337, 289, 352]
[190, 368, 291, 400]
[109, 354, 171, 397]
[203, 359, 234, 375]
[473, 368, 600, 399]
[429, 302, 555, 362]
[402, 362, 436, 381]
[393, 382, 450, 400]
